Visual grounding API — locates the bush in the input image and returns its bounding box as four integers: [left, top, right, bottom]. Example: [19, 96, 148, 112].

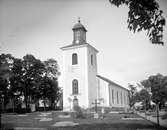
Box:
[16, 108, 31, 114]
[36, 107, 51, 111]
[6, 107, 31, 113]
[62, 111, 69, 115]
[161, 113, 167, 119]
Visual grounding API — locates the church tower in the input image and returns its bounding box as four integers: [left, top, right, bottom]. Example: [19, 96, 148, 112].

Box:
[61, 20, 98, 110]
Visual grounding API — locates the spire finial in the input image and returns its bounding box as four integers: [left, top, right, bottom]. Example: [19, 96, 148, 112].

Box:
[78, 17, 80, 23]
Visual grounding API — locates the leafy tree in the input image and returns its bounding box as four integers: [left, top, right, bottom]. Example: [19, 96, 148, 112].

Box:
[37, 76, 61, 110]
[0, 53, 61, 112]
[137, 89, 151, 110]
[22, 54, 45, 109]
[0, 78, 9, 111]
[43, 59, 61, 109]
[44, 58, 60, 79]
[0, 53, 14, 79]
[128, 84, 137, 108]
[141, 74, 167, 109]
[109, 0, 166, 45]
[9, 58, 24, 111]
[0, 53, 14, 111]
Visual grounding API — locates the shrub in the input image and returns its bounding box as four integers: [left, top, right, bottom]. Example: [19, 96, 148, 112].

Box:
[62, 111, 69, 115]
[161, 113, 167, 119]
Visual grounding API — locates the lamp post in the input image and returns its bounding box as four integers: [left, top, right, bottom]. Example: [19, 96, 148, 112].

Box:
[156, 102, 160, 126]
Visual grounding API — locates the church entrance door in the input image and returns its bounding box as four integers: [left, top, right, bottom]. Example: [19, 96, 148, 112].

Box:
[73, 96, 78, 108]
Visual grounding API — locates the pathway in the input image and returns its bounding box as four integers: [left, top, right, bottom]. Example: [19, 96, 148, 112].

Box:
[137, 112, 167, 128]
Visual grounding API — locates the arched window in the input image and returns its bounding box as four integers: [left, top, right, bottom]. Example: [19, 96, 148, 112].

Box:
[72, 79, 78, 94]
[117, 91, 119, 104]
[72, 53, 78, 65]
[91, 54, 93, 65]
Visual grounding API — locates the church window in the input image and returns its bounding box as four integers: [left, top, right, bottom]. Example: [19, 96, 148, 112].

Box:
[91, 54, 93, 65]
[76, 31, 80, 41]
[109, 88, 112, 105]
[121, 92, 123, 105]
[112, 89, 114, 104]
[117, 91, 119, 104]
[72, 53, 78, 65]
[72, 79, 78, 94]
[124, 93, 126, 105]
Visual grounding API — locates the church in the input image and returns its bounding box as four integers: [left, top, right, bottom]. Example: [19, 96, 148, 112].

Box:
[60, 20, 129, 111]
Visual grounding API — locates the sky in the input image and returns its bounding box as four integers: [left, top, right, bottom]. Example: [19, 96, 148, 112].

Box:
[0, 0, 167, 88]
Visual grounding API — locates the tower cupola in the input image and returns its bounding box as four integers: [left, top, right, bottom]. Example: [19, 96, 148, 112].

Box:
[72, 18, 87, 44]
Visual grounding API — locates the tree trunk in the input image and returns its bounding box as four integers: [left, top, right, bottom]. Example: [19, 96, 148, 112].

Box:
[43, 98, 46, 111]
[13, 98, 15, 113]
[51, 99, 55, 110]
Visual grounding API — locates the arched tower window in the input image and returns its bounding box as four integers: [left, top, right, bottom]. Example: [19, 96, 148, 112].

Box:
[72, 79, 78, 94]
[72, 53, 78, 65]
[91, 54, 93, 65]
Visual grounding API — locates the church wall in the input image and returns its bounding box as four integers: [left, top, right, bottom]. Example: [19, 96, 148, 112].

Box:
[87, 46, 98, 108]
[108, 84, 129, 108]
[97, 77, 110, 107]
[62, 46, 89, 110]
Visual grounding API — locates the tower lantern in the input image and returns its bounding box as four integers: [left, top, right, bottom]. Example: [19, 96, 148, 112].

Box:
[72, 18, 87, 44]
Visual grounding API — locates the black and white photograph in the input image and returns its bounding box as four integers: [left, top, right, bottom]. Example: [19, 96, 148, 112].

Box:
[0, 0, 167, 129]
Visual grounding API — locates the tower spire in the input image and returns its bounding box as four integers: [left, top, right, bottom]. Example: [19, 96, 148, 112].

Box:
[78, 17, 80, 23]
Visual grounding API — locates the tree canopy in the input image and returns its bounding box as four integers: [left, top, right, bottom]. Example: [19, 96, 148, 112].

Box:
[141, 73, 167, 108]
[109, 0, 166, 45]
[0, 53, 61, 111]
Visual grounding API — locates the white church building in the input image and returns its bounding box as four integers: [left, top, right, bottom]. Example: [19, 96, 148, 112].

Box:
[61, 20, 129, 111]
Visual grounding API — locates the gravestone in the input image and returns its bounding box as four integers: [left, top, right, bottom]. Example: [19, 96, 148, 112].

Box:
[30, 104, 36, 112]
[94, 113, 99, 119]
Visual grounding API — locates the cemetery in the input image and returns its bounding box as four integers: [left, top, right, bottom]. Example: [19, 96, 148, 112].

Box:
[1, 0, 167, 130]
[2, 107, 166, 130]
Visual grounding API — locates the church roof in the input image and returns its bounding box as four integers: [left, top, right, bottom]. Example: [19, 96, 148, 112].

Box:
[72, 20, 87, 31]
[96, 75, 129, 91]
[60, 43, 87, 49]
[60, 43, 98, 53]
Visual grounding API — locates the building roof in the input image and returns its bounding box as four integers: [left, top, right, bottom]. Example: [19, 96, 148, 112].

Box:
[72, 20, 87, 32]
[96, 75, 129, 91]
[60, 43, 87, 49]
[60, 42, 98, 53]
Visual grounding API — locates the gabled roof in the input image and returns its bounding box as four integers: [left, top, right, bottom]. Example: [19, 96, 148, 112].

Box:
[96, 75, 128, 91]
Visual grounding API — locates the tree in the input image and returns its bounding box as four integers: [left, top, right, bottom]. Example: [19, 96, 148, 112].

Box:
[0, 78, 9, 111]
[109, 0, 166, 45]
[9, 58, 25, 112]
[44, 58, 60, 79]
[22, 54, 45, 110]
[137, 89, 151, 110]
[0, 53, 14, 79]
[141, 74, 167, 109]
[43, 59, 61, 109]
[0, 53, 61, 112]
[128, 84, 137, 108]
[0, 53, 14, 111]
[38, 76, 61, 110]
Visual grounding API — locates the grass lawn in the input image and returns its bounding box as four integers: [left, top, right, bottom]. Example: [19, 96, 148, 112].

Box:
[1, 111, 166, 130]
